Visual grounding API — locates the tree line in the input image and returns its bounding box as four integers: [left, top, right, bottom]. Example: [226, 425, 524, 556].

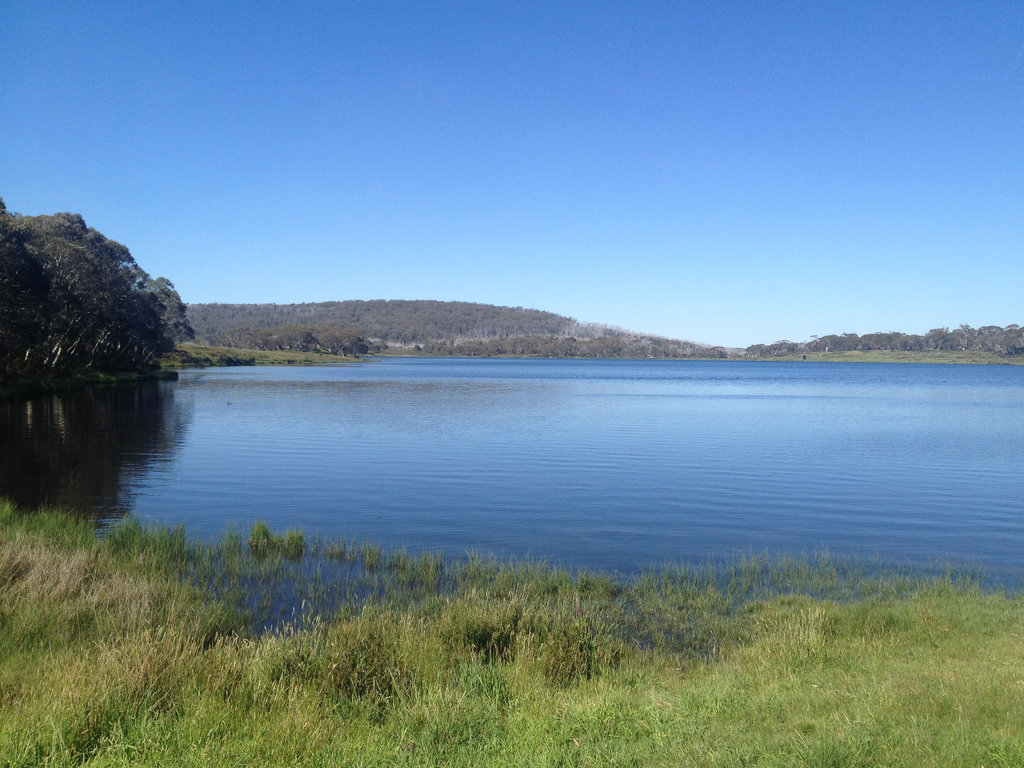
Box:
[0, 199, 191, 379]
[190, 301, 1024, 361]
[213, 325, 372, 356]
[421, 334, 725, 358]
[744, 325, 1024, 358]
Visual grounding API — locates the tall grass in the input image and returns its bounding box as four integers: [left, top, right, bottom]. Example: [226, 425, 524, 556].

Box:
[1, 499, 1022, 766]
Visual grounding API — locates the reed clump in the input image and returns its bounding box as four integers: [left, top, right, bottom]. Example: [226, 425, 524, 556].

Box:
[2, 499, 1022, 767]
[361, 542, 382, 571]
[245, 521, 306, 561]
[282, 529, 306, 561]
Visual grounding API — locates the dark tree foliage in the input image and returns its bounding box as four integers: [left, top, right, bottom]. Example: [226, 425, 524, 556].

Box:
[147, 276, 195, 345]
[218, 325, 371, 356]
[0, 199, 191, 379]
[0, 203, 49, 376]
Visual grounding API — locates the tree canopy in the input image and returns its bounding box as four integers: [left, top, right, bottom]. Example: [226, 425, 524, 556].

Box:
[0, 199, 192, 379]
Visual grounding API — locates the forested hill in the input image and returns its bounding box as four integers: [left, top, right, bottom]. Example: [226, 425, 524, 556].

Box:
[186, 301, 719, 358]
[188, 300, 577, 345]
[187, 301, 1023, 362]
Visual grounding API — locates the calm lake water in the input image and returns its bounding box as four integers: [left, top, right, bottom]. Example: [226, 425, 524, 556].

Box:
[3, 358, 1023, 575]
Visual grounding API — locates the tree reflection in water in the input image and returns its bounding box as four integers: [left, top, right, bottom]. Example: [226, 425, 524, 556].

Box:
[0, 381, 190, 522]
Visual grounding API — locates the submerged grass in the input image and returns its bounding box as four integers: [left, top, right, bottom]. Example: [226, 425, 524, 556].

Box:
[1, 499, 1022, 766]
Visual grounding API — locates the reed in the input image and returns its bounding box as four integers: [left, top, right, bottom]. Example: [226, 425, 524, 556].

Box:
[361, 542, 382, 571]
[282, 529, 306, 561]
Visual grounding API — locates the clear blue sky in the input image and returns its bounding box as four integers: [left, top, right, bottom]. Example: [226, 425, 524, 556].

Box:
[2, 1, 1021, 347]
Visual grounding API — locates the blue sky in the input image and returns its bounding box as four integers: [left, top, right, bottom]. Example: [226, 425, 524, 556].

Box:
[2, 1, 1021, 347]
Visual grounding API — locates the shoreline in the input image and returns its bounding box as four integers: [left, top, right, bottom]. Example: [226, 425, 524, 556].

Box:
[0, 368, 178, 401]
[367, 346, 1023, 364]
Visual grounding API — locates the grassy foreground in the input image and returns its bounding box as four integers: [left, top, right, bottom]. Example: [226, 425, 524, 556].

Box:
[1, 501, 1022, 766]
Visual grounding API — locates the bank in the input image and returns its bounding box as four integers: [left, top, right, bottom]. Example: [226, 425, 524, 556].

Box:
[0, 369, 179, 401]
[1, 500, 1021, 766]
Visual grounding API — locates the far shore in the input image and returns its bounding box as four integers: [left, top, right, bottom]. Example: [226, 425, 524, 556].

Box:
[4, 346, 1017, 401]
[748, 349, 1024, 365]
[368, 346, 1023, 365]
[164, 344, 1023, 367]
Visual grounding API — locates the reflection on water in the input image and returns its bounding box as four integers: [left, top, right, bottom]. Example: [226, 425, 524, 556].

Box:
[0, 381, 189, 518]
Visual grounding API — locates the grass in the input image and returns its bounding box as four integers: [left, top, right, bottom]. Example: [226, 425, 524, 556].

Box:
[246, 521, 305, 561]
[1, 498, 1022, 766]
[159, 343, 363, 368]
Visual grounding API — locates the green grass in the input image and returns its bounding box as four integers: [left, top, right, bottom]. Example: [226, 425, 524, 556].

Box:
[1, 499, 1022, 766]
[245, 520, 304, 560]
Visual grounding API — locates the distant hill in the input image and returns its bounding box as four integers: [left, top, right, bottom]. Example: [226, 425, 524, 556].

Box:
[186, 300, 721, 358]
[186, 302, 1023, 362]
[188, 300, 577, 345]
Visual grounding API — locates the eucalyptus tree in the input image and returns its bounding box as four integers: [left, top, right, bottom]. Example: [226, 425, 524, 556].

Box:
[0, 200, 189, 379]
[0, 201, 49, 376]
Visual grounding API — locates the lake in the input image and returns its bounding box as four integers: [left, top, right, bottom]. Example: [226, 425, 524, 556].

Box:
[2, 358, 1022, 576]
